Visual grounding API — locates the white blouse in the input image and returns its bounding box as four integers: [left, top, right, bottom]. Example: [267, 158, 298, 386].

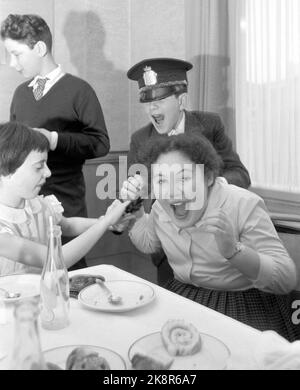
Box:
[129, 178, 297, 294]
[0, 195, 63, 276]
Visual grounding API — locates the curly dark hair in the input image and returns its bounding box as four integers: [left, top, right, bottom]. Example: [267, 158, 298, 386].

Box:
[0, 14, 52, 51]
[0, 122, 49, 177]
[137, 133, 222, 180]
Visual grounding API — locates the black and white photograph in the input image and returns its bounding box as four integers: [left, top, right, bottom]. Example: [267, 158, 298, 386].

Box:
[0, 0, 299, 374]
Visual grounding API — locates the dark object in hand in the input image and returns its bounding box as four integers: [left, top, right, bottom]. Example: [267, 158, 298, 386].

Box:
[110, 229, 123, 235]
[125, 197, 143, 214]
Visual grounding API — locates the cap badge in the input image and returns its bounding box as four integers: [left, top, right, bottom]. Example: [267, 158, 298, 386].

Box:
[143, 66, 157, 86]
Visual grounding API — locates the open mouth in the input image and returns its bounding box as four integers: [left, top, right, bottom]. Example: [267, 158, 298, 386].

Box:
[170, 201, 189, 219]
[152, 114, 164, 125]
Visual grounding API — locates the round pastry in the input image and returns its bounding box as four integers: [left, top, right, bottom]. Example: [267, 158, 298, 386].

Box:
[66, 347, 110, 370]
[131, 352, 173, 370]
[46, 361, 63, 370]
[161, 319, 201, 356]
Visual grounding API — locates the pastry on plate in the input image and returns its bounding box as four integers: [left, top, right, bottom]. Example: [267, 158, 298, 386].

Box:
[131, 351, 173, 370]
[46, 361, 63, 370]
[66, 347, 110, 370]
[161, 319, 201, 356]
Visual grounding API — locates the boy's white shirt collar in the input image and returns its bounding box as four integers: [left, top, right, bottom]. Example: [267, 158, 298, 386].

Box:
[168, 112, 185, 136]
[176, 111, 185, 134]
[28, 65, 64, 88]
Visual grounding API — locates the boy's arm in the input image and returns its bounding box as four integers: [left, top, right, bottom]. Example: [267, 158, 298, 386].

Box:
[195, 112, 251, 189]
[32, 86, 109, 160]
[54, 86, 109, 160]
[211, 116, 251, 189]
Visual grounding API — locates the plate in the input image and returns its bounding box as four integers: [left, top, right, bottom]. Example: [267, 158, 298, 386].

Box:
[79, 280, 155, 313]
[0, 273, 40, 303]
[44, 344, 126, 370]
[0, 351, 7, 361]
[128, 331, 230, 370]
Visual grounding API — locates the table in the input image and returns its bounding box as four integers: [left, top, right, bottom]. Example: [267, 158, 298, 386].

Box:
[0, 264, 266, 370]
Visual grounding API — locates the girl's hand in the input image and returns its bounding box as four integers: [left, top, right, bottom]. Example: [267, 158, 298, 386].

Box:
[120, 174, 144, 201]
[103, 200, 131, 226]
[200, 210, 237, 259]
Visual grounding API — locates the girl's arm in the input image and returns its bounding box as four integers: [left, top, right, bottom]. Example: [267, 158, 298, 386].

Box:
[129, 213, 162, 254]
[237, 205, 297, 294]
[120, 174, 162, 253]
[0, 200, 129, 269]
[60, 215, 99, 237]
[0, 233, 47, 268]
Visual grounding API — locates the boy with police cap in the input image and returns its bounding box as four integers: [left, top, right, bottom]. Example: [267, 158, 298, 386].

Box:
[127, 57, 250, 286]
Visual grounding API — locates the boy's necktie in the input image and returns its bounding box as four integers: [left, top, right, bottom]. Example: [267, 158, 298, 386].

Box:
[168, 129, 178, 136]
[33, 77, 48, 100]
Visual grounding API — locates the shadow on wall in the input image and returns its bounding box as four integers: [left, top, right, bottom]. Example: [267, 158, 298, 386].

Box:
[188, 54, 236, 146]
[62, 10, 128, 147]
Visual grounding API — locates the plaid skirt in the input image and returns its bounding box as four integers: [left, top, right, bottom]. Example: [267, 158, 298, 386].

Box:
[164, 278, 300, 342]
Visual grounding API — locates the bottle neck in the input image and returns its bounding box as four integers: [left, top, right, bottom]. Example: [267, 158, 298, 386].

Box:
[49, 227, 62, 254]
[44, 225, 66, 272]
[40, 224, 70, 330]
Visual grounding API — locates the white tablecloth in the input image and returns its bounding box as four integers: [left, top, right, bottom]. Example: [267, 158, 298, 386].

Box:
[0, 264, 267, 370]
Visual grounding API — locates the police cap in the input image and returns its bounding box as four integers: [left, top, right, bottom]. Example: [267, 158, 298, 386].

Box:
[127, 57, 193, 103]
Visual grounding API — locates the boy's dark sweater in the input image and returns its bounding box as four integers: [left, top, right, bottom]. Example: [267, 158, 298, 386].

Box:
[10, 73, 110, 217]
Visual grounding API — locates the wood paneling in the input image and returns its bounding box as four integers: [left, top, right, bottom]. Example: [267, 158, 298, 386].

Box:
[251, 187, 300, 217]
[278, 232, 300, 291]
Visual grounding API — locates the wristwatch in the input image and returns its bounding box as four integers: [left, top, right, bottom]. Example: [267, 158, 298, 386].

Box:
[227, 241, 245, 260]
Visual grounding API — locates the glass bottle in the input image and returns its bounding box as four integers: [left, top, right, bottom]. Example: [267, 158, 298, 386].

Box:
[10, 297, 47, 370]
[40, 221, 70, 330]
